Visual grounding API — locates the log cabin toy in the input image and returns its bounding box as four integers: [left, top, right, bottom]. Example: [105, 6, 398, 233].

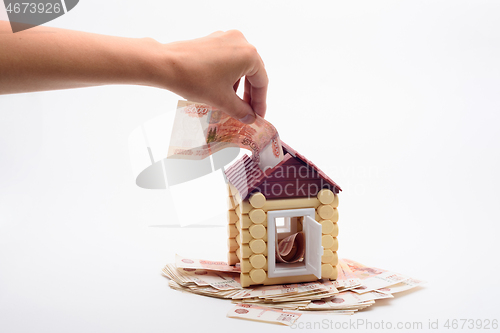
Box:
[225, 142, 341, 288]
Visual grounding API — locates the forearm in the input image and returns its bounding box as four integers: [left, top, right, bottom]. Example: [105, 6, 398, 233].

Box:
[0, 21, 164, 94]
[0, 24, 267, 122]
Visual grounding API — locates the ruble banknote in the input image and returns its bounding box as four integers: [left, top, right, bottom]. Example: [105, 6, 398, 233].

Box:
[168, 100, 284, 171]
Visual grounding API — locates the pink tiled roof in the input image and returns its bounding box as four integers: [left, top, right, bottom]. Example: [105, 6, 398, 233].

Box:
[224, 142, 341, 200]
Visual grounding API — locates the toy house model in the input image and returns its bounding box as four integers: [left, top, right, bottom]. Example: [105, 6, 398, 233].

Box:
[225, 142, 341, 288]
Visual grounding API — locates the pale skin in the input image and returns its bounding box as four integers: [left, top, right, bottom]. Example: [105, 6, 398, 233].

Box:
[0, 21, 268, 123]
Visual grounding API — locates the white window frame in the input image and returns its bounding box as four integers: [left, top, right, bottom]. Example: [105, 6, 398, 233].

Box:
[275, 216, 292, 234]
[267, 208, 323, 279]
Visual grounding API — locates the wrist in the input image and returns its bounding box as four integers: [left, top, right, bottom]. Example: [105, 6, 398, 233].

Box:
[126, 37, 170, 89]
[138, 38, 180, 92]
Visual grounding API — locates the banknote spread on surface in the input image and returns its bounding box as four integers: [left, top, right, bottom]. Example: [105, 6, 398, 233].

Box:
[162, 256, 425, 325]
[227, 303, 301, 326]
[175, 254, 241, 273]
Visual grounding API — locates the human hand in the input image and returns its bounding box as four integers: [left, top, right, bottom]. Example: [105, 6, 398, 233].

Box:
[156, 30, 268, 124]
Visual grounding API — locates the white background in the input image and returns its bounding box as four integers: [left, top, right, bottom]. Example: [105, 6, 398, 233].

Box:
[1, 1, 500, 332]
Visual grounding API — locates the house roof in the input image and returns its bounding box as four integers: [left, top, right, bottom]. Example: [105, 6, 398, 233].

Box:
[224, 142, 341, 200]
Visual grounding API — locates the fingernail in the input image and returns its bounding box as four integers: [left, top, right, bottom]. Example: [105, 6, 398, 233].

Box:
[239, 113, 255, 124]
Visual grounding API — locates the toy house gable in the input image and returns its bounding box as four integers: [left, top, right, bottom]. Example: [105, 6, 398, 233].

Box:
[225, 142, 341, 201]
[225, 142, 341, 288]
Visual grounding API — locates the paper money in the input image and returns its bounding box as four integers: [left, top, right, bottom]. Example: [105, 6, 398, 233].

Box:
[227, 303, 301, 326]
[162, 263, 241, 291]
[233, 284, 301, 299]
[168, 100, 284, 171]
[304, 294, 374, 311]
[334, 262, 346, 289]
[352, 271, 410, 294]
[175, 254, 241, 273]
[168, 280, 242, 299]
[276, 232, 305, 263]
[341, 259, 411, 294]
[356, 290, 394, 301]
[181, 269, 240, 290]
[342, 258, 386, 280]
[338, 260, 362, 289]
[162, 256, 423, 323]
[376, 277, 426, 294]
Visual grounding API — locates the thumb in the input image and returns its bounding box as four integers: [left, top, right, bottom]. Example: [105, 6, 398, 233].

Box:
[218, 93, 256, 124]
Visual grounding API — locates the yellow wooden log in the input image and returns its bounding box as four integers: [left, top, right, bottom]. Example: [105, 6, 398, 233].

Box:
[227, 196, 236, 210]
[249, 268, 267, 284]
[331, 208, 339, 222]
[240, 273, 252, 287]
[239, 229, 253, 244]
[240, 259, 252, 273]
[321, 264, 334, 279]
[322, 250, 339, 266]
[322, 249, 335, 263]
[249, 209, 266, 224]
[239, 244, 253, 258]
[228, 238, 238, 251]
[228, 210, 238, 224]
[227, 224, 238, 238]
[249, 239, 266, 254]
[249, 254, 267, 270]
[263, 274, 318, 286]
[249, 192, 267, 208]
[317, 204, 334, 219]
[320, 220, 334, 234]
[238, 215, 253, 228]
[331, 252, 339, 266]
[249, 224, 266, 239]
[322, 235, 334, 249]
[227, 252, 238, 266]
[233, 191, 242, 204]
[331, 194, 339, 208]
[330, 265, 338, 280]
[329, 237, 339, 252]
[331, 222, 339, 237]
[317, 189, 335, 205]
[236, 200, 253, 215]
[261, 197, 321, 211]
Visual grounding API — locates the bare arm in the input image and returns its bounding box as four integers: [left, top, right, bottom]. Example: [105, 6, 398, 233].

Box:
[0, 21, 267, 122]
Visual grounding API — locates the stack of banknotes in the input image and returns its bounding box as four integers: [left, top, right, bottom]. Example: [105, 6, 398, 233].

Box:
[162, 255, 424, 325]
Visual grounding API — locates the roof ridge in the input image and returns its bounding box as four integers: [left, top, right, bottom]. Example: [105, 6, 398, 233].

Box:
[224, 142, 341, 200]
